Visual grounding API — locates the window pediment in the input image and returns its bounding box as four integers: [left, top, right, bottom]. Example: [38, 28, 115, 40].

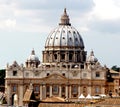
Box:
[45, 73, 67, 80]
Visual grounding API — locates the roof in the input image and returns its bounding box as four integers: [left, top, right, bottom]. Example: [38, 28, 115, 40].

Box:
[23, 89, 33, 102]
[109, 69, 119, 74]
[42, 96, 65, 102]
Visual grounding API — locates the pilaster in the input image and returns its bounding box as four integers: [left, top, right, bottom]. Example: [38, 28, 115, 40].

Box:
[66, 85, 68, 99]
[69, 85, 71, 98]
[19, 85, 24, 106]
[50, 85, 52, 97]
[40, 85, 42, 100]
[59, 85, 61, 97]
[42, 85, 46, 99]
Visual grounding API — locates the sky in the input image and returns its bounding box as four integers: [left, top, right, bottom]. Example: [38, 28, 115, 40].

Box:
[0, 0, 120, 68]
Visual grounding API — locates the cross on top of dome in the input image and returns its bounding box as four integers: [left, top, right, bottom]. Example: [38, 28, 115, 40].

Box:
[59, 8, 71, 26]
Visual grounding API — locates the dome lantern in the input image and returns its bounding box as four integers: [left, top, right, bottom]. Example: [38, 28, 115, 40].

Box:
[59, 8, 71, 26]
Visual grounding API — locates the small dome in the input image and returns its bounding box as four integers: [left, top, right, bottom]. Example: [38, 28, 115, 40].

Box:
[27, 49, 40, 62]
[45, 8, 84, 49]
[87, 50, 98, 63]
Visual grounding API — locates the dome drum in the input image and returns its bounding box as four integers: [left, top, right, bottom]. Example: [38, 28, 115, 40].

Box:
[43, 50, 86, 65]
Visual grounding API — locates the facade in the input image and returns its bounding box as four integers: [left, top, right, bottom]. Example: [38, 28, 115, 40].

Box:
[5, 9, 119, 106]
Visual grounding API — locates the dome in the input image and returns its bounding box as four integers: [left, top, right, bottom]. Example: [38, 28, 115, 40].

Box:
[45, 8, 84, 49]
[27, 49, 39, 62]
[42, 8, 86, 66]
[87, 50, 98, 63]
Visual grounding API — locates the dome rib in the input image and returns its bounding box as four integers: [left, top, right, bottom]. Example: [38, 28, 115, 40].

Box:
[60, 26, 63, 47]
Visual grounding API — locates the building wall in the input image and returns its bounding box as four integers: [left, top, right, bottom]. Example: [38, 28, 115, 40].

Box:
[5, 61, 108, 106]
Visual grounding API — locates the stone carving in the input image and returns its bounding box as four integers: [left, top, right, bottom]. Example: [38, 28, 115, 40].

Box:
[72, 71, 78, 77]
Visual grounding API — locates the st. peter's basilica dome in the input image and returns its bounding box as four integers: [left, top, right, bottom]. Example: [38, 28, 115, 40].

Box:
[45, 8, 84, 49]
[43, 8, 86, 67]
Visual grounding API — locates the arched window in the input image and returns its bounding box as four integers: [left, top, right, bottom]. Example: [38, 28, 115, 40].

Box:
[61, 54, 65, 60]
[54, 54, 57, 60]
[69, 53, 73, 61]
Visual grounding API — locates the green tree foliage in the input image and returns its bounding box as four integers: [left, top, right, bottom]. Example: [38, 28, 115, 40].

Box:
[0, 69, 5, 85]
[111, 65, 120, 72]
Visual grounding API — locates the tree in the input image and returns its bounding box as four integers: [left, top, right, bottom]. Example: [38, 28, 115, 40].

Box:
[0, 69, 5, 92]
[111, 65, 120, 72]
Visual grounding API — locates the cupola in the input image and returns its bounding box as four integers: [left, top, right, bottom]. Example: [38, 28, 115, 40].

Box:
[26, 49, 40, 68]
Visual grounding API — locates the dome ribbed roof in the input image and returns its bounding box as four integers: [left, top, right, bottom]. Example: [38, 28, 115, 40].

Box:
[45, 8, 84, 49]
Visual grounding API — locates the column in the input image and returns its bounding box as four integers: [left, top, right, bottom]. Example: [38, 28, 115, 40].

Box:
[65, 85, 68, 99]
[73, 51, 76, 62]
[42, 85, 46, 99]
[80, 51, 83, 62]
[75, 52, 78, 62]
[59, 85, 61, 97]
[19, 85, 24, 106]
[57, 51, 60, 62]
[69, 85, 71, 98]
[40, 85, 42, 100]
[6, 85, 11, 105]
[101, 86, 105, 94]
[78, 85, 80, 96]
[50, 51, 53, 62]
[87, 86, 91, 95]
[50, 85, 52, 97]
[42, 51, 44, 63]
[60, 63, 62, 70]
[65, 52, 68, 62]
[49, 52, 52, 62]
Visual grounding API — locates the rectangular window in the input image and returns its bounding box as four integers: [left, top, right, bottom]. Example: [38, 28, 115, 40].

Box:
[62, 86, 65, 93]
[13, 85, 17, 92]
[95, 87, 99, 93]
[46, 86, 50, 93]
[35, 73, 39, 77]
[53, 85, 59, 94]
[13, 71, 17, 76]
[72, 85, 78, 94]
[96, 72, 100, 77]
[34, 85, 39, 92]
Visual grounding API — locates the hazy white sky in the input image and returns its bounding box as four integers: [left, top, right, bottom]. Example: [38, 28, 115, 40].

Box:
[0, 0, 120, 68]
